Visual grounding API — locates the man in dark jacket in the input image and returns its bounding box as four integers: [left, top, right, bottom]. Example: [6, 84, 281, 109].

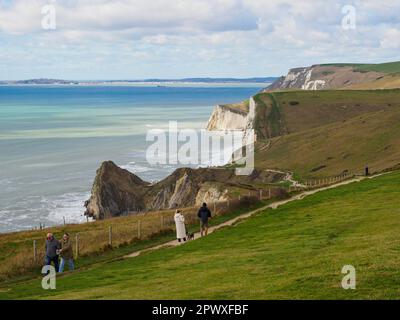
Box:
[45, 233, 61, 272]
[198, 203, 212, 237]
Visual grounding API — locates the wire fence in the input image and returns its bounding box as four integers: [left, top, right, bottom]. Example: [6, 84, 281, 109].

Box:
[0, 172, 354, 281]
[302, 172, 354, 189]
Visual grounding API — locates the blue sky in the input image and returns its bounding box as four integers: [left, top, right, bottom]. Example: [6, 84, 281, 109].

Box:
[0, 0, 399, 80]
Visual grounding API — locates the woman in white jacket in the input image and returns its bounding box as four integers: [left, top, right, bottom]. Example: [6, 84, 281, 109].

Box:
[174, 210, 187, 243]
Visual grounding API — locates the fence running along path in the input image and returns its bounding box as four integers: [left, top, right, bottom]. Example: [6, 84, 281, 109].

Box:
[125, 173, 366, 258]
[29, 172, 353, 261]
[29, 172, 353, 262]
[2, 171, 357, 279]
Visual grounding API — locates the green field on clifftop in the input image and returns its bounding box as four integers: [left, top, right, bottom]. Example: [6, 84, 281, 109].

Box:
[1, 171, 399, 300]
[253, 90, 400, 178]
[321, 61, 400, 74]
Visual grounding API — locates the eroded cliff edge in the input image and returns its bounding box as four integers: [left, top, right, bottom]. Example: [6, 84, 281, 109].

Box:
[84, 93, 288, 220]
[85, 161, 284, 220]
[265, 64, 385, 91]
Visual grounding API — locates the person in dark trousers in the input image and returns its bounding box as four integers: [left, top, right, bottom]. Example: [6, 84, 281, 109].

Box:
[198, 203, 212, 237]
[45, 233, 61, 272]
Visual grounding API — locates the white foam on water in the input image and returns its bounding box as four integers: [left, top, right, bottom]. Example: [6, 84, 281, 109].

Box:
[0, 178, 13, 186]
[121, 161, 153, 174]
[0, 192, 91, 233]
[44, 192, 90, 226]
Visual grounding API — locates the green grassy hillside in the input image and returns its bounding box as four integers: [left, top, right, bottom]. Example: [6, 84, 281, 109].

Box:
[252, 90, 400, 178]
[256, 107, 400, 178]
[254, 89, 400, 138]
[321, 61, 400, 74]
[346, 74, 400, 90]
[1, 171, 400, 299]
[355, 61, 400, 74]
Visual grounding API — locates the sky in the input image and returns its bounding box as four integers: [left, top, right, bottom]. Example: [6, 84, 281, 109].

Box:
[0, 0, 399, 80]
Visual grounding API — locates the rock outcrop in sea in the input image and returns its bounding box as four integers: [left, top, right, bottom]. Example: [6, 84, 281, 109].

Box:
[84, 161, 284, 220]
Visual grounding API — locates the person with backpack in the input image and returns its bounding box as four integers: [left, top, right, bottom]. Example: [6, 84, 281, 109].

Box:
[198, 203, 212, 237]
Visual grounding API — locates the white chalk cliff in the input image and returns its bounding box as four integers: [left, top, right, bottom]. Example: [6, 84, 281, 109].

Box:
[267, 66, 327, 91]
[207, 97, 256, 134]
[266, 64, 385, 91]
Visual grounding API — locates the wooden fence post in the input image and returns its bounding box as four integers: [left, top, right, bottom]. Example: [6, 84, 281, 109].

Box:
[259, 190, 262, 200]
[108, 226, 112, 246]
[138, 220, 141, 239]
[161, 215, 164, 229]
[238, 195, 241, 201]
[269, 188, 271, 199]
[75, 234, 79, 259]
[33, 240, 37, 263]
[213, 202, 216, 212]
[63, 216, 66, 226]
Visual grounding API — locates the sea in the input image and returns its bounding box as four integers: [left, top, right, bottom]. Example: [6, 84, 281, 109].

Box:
[0, 84, 265, 233]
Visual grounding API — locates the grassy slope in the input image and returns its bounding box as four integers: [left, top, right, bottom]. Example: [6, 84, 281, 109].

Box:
[253, 93, 288, 139]
[253, 90, 400, 178]
[0, 200, 269, 284]
[256, 108, 400, 178]
[1, 171, 400, 299]
[355, 61, 400, 74]
[259, 90, 400, 135]
[345, 74, 400, 90]
[321, 61, 400, 74]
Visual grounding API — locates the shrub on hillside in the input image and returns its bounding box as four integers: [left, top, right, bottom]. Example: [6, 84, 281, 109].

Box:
[272, 188, 290, 200]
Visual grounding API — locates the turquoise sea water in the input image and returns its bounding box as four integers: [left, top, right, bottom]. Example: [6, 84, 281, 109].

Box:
[0, 85, 264, 233]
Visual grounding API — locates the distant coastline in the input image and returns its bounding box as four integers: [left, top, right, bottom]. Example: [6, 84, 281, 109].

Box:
[0, 77, 278, 87]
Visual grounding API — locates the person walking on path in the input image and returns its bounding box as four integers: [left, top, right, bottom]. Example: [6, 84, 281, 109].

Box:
[174, 210, 187, 243]
[198, 203, 212, 237]
[44, 233, 61, 272]
[59, 233, 74, 273]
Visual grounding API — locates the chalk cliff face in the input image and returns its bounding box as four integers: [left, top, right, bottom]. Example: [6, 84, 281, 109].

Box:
[207, 105, 247, 131]
[267, 67, 326, 90]
[266, 65, 384, 91]
[207, 97, 256, 135]
[85, 161, 285, 219]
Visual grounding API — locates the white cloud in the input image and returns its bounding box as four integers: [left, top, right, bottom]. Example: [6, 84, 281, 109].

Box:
[0, 0, 399, 79]
[380, 28, 400, 49]
[0, 0, 258, 34]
